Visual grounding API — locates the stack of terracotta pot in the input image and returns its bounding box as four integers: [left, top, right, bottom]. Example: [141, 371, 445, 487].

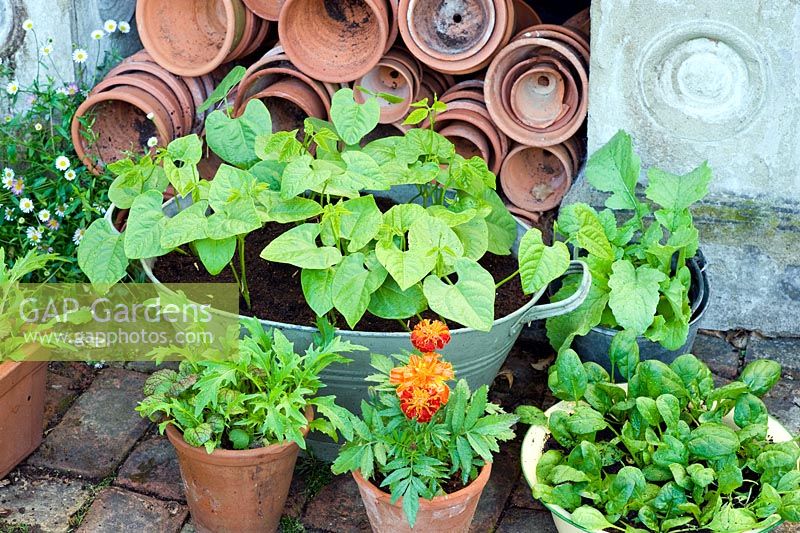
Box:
[233, 45, 340, 129]
[71, 51, 218, 174]
[422, 81, 509, 176]
[482, 21, 589, 219]
[135, 0, 270, 77]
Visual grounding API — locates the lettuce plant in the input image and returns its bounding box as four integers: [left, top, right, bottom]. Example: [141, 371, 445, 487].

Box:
[547, 131, 711, 357]
[78, 74, 572, 331]
[518, 350, 800, 532]
[136, 317, 364, 453]
[332, 320, 518, 527]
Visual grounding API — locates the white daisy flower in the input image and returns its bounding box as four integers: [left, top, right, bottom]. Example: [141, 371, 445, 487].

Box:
[41, 43, 53, 56]
[146, 112, 154, 120]
[6, 81, 18, 95]
[4, 208, 14, 221]
[55, 155, 71, 171]
[56, 87, 68, 96]
[103, 20, 117, 33]
[56, 204, 67, 217]
[72, 49, 88, 63]
[91, 29, 104, 41]
[22, 19, 33, 31]
[26, 226, 43, 245]
[73, 227, 85, 245]
[34, 122, 43, 131]
[3, 115, 12, 123]
[46, 219, 60, 231]
[146, 136, 158, 148]
[38, 209, 50, 222]
[19, 198, 34, 213]
[3, 168, 14, 180]
[11, 180, 24, 195]
[2, 176, 13, 189]
[64, 169, 76, 181]
[118, 21, 131, 34]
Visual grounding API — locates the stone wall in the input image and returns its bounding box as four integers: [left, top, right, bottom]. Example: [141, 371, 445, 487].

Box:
[565, 0, 800, 336]
[1, 0, 139, 87]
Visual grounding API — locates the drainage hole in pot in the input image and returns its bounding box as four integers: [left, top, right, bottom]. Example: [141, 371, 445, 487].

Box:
[390, 70, 399, 79]
[538, 76, 550, 87]
[452, 13, 462, 23]
[27, 395, 31, 401]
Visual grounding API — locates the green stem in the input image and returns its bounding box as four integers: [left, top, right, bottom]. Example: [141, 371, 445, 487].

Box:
[495, 269, 519, 289]
[237, 235, 250, 309]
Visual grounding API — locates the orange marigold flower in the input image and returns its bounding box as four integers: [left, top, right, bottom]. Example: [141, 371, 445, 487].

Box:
[398, 383, 449, 422]
[410, 319, 451, 352]
[389, 352, 454, 394]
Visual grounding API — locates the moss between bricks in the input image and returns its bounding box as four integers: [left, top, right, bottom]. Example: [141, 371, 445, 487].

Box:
[66, 474, 115, 531]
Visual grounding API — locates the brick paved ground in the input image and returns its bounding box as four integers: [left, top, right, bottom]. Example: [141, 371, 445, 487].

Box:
[1, 333, 799, 532]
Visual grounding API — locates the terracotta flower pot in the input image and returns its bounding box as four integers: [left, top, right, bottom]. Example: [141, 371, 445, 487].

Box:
[439, 123, 492, 162]
[353, 463, 492, 532]
[0, 361, 46, 479]
[106, 56, 198, 132]
[278, 0, 390, 82]
[166, 407, 312, 533]
[235, 45, 341, 112]
[240, 17, 271, 57]
[511, 0, 541, 34]
[500, 143, 574, 212]
[246, 77, 328, 132]
[509, 65, 566, 128]
[226, 6, 258, 61]
[506, 204, 541, 224]
[485, 36, 588, 146]
[563, 8, 590, 39]
[92, 73, 192, 136]
[431, 107, 506, 174]
[355, 54, 419, 123]
[398, 0, 511, 74]
[385, 0, 400, 53]
[136, 0, 248, 76]
[72, 87, 174, 174]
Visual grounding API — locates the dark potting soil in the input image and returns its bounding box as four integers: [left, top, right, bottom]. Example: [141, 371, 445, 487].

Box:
[152, 222, 532, 333]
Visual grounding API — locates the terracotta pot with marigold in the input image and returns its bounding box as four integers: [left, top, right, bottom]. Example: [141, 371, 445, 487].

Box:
[333, 321, 518, 531]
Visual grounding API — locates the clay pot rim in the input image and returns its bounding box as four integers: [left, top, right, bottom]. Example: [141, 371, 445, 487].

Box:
[385, 0, 399, 54]
[485, 36, 588, 146]
[500, 143, 573, 212]
[99, 63, 196, 133]
[235, 66, 332, 117]
[512, 25, 590, 63]
[509, 66, 566, 130]
[404, 0, 496, 63]
[506, 204, 540, 224]
[353, 462, 492, 509]
[136, 0, 242, 77]
[71, 87, 173, 175]
[355, 59, 416, 124]
[165, 406, 313, 465]
[433, 109, 505, 173]
[250, 77, 327, 119]
[228, 7, 257, 61]
[278, 0, 390, 83]
[439, 123, 492, 163]
[242, 0, 282, 21]
[501, 56, 580, 132]
[397, 0, 510, 74]
[241, 17, 271, 57]
[440, 89, 484, 105]
[92, 73, 192, 135]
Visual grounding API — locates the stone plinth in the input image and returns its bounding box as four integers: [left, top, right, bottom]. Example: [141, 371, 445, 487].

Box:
[567, 0, 800, 336]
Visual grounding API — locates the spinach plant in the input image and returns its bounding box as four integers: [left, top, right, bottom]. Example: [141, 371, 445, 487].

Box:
[78, 75, 572, 330]
[518, 350, 800, 532]
[547, 131, 711, 354]
[136, 317, 364, 453]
